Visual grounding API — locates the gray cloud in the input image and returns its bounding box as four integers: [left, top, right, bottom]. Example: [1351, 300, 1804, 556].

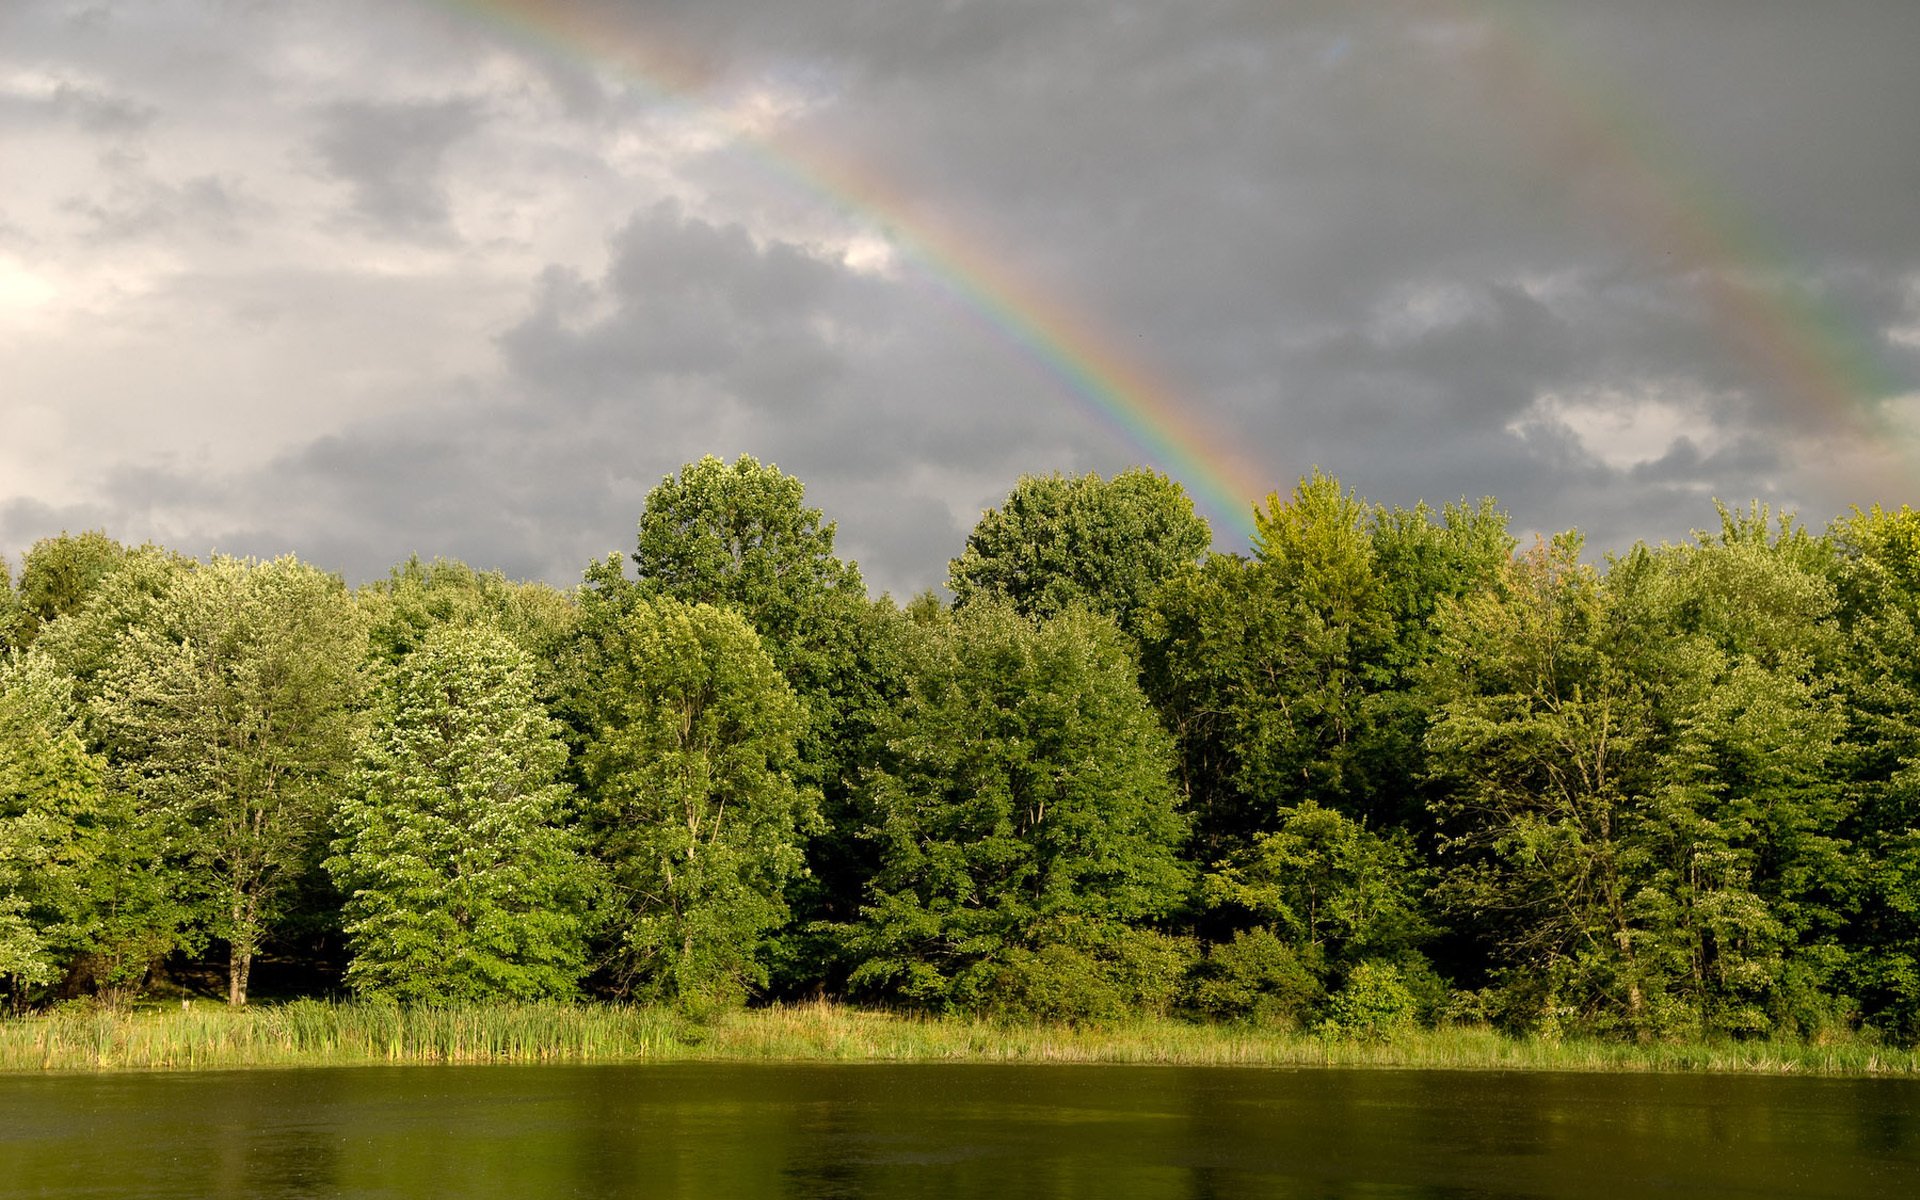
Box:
[313, 97, 485, 237]
[3, 0, 1917, 596]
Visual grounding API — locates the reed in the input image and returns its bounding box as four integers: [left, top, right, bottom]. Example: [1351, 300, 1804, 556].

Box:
[3, 1000, 1915, 1075]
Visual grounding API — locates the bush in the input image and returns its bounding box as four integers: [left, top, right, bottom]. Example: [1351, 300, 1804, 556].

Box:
[955, 924, 1196, 1023]
[1321, 960, 1419, 1040]
[1189, 929, 1321, 1027]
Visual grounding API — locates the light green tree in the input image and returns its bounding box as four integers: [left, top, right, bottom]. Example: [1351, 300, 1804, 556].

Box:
[329, 626, 594, 1002]
[31, 545, 192, 707]
[94, 556, 365, 1005]
[575, 598, 815, 1008]
[358, 555, 576, 673]
[948, 468, 1211, 635]
[0, 557, 19, 652]
[0, 652, 103, 1005]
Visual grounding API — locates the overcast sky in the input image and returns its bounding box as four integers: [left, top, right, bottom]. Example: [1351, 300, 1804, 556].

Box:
[4, 0, 1917, 596]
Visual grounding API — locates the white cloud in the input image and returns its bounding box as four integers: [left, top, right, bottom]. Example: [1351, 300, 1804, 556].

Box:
[1509, 382, 1730, 470]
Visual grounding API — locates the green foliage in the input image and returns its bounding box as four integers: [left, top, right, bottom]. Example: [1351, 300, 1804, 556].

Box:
[608, 455, 897, 992]
[9, 472, 1917, 1046]
[849, 603, 1189, 1018]
[1424, 534, 1657, 1032]
[1190, 929, 1323, 1025]
[1206, 802, 1431, 962]
[1139, 473, 1506, 853]
[1321, 960, 1422, 1041]
[11, 531, 135, 649]
[0, 653, 104, 1002]
[329, 626, 594, 1003]
[948, 468, 1211, 634]
[0, 557, 19, 652]
[629, 454, 868, 681]
[574, 598, 815, 1009]
[358, 555, 576, 675]
[92, 556, 366, 1005]
[30, 545, 192, 710]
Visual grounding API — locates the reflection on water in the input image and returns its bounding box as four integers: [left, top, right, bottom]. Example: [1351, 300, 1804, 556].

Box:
[2, 1062, 1916, 1198]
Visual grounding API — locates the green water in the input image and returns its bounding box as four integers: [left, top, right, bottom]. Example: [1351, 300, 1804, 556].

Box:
[2, 1063, 1914, 1197]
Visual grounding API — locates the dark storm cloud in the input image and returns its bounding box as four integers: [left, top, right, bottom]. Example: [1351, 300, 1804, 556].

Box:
[313, 97, 485, 237]
[5, 0, 1919, 594]
[5, 206, 1059, 592]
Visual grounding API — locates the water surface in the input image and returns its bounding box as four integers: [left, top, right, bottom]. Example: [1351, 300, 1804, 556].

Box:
[3, 1062, 1914, 1197]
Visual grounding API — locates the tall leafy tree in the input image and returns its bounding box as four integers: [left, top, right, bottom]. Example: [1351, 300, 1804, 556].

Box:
[948, 468, 1211, 635]
[1629, 507, 1852, 1036]
[0, 652, 103, 1005]
[1423, 534, 1659, 1032]
[850, 603, 1190, 1018]
[1832, 504, 1920, 1037]
[94, 556, 365, 1005]
[31, 545, 192, 706]
[592, 454, 895, 987]
[575, 598, 815, 1007]
[329, 626, 594, 1002]
[1141, 473, 1480, 850]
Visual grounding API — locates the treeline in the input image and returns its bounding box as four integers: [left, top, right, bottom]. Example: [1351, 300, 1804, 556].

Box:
[4, 455, 1920, 1044]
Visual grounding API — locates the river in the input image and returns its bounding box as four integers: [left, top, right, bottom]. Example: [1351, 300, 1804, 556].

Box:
[2, 1063, 1915, 1197]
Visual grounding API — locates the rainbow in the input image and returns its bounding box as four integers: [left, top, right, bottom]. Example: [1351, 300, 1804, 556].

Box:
[430, 1, 1911, 544]
[1459, 1, 1909, 485]
[428, 0, 1268, 542]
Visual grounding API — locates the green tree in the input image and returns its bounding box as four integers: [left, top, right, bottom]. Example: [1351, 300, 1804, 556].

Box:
[359, 555, 575, 673]
[94, 556, 365, 1005]
[329, 626, 594, 1002]
[1629, 508, 1852, 1037]
[575, 598, 815, 1007]
[1193, 801, 1432, 1027]
[948, 468, 1211, 635]
[850, 603, 1190, 1018]
[11, 531, 135, 649]
[0, 557, 20, 651]
[1423, 534, 1659, 1033]
[1831, 504, 1920, 1038]
[1139, 473, 1498, 854]
[589, 454, 896, 989]
[31, 545, 192, 707]
[0, 652, 103, 1005]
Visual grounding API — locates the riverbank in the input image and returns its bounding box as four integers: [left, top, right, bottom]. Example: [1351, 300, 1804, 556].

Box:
[3, 1000, 1914, 1075]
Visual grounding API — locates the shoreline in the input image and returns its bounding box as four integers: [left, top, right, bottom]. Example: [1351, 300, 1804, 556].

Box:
[3, 1001, 1916, 1077]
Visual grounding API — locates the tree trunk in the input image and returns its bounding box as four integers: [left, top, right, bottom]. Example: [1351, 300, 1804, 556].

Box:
[228, 894, 254, 1007]
[228, 949, 251, 1007]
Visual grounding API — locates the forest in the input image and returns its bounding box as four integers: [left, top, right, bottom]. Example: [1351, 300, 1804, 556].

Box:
[5, 454, 1920, 1047]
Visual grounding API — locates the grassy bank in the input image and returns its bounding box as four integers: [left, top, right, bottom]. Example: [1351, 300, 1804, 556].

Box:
[3, 1000, 1916, 1075]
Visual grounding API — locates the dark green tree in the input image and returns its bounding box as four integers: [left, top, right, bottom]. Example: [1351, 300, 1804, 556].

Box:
[1195, 802, 1433, 1025]
[850, 603, 1190, 1019]
[11, 531, 135, 650]
[574, 598, 815, 1008]
[589, 454, 899, 990]
[948, 468, 1211, 635]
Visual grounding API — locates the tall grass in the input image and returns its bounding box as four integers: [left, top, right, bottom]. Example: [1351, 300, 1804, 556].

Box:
[4, 1000, 1916, 1075]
